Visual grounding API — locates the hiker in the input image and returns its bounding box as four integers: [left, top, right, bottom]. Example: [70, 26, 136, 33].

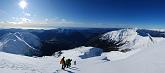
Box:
[60, 57, 66, 70]
[74, 61, 76, 65]
[66, 59, 72, 68]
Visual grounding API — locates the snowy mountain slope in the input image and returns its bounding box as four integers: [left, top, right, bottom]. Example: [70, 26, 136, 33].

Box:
[78, 39, 165, 73]
[0, 29, 165, 73]
[0, 32, 41, 56]
[14, 32, 41, 48]
[0, 51, 58, 73]
[0, 37, 164, 73]
[100, 29, 158, 50]
[0, 46, 104, 73]
[58, 46, 103, 60]
[102, 37, 164, 61]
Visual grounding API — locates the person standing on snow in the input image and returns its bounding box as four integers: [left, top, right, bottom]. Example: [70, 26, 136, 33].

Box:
[74, 60, 76, 65]
[60, 57, 66, 70]
[68, 59, 72, 67]
[66, 59, 72, 68]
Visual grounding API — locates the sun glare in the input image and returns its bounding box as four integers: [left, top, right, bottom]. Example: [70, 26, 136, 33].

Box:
[19, 0, 27, 9]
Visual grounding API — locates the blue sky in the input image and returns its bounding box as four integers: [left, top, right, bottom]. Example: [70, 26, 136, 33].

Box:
[0, 0, 165, 29]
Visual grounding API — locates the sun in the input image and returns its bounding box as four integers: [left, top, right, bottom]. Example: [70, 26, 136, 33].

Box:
[19, 0, 28, 9]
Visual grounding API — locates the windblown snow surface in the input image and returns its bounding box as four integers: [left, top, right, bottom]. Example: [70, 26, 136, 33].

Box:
[0, 29, 165, 73]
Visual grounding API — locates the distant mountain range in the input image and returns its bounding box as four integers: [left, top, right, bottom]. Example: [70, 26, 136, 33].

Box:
[0, 28, 164, 56]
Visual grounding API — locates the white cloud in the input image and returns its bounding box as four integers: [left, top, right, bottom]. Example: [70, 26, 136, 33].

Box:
[21, 18, 31, 22]
[0, 17, 81, 29]
[9, 17, 31, 24]
[24, 12, 31, 17]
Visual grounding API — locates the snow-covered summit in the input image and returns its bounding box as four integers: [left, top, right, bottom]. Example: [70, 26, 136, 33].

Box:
[101, 29, 138, 43]
[0, 32, 41, 56]
[100, 29, 157, 50]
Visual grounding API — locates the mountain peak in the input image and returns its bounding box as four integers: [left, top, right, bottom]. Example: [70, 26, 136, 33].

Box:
[100, 29, 154, 50]
[0, 32, 41, 56]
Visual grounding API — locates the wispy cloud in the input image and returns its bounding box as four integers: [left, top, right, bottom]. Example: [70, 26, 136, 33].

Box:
[0, 17, 81, 29]
[24, 12, 31, 17]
